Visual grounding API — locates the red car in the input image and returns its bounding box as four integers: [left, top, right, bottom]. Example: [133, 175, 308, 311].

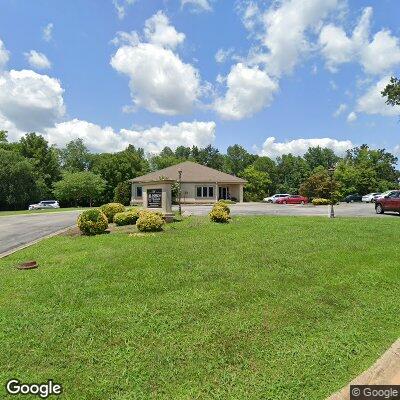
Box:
[275, 195, 308, 205]
[375, 190, 400, 214]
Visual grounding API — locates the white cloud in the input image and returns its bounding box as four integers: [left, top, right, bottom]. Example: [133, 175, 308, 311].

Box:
[393, 145, 400, 156]
[319, 7, 400, 75]
[111, 31, 140, 47]
[113, 0, 136, 19]
[333, 103, 347, 117]
[215, 48, 234, 64]
[144, 11, 185, 50]
[24, 50, 51, 70]
[111, 43, 200, 115]
[347, 111, 357, 122]
[0, 69, 65, 133]
[251, 0, 340, 77]
[258, 136, 354, 158]
[214, 63, 278, 120]
[240, 1, 262, 32]
[356, 76, 400, 116]
[44, 119, 216, 153]
[42, 23, 53, 42]
[181, 0, 213, 12]
[0, 38, 10, 69]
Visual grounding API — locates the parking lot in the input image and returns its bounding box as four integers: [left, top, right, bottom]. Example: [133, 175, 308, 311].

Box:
[179, 202, 400, 217]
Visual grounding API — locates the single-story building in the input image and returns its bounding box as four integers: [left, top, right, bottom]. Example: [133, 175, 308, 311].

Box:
[130, 161, 247, 205]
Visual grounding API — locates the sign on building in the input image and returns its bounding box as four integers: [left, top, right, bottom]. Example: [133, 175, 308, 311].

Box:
[147, 188, 162, 208]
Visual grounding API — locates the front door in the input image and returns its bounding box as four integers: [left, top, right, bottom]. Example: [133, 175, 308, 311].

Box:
[218, 186, 229, 200]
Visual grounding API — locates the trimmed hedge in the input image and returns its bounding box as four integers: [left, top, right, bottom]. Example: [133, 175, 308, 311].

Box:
[214, 201, 231, 215]
[100, 203, 125, 222]
[136, 211, 165, 232]
[77, 209, 108, 236]
[312, 198, 331, 206]
[113, 209, 140, 226]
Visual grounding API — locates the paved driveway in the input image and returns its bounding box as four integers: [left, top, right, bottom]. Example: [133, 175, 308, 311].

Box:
[0, 211, 81, 257]
[178, 202, 400, 218]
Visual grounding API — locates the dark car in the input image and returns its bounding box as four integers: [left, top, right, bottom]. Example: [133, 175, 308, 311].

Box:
[344, 194, 362, 203]
[375, 190, 400, 214]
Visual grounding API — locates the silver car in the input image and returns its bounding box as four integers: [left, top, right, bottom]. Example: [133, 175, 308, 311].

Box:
[28, 200, 60, 210]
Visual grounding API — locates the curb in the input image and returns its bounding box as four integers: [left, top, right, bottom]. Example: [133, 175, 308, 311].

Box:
[327, 338, 400, 399]
[0, 225, 76, 259]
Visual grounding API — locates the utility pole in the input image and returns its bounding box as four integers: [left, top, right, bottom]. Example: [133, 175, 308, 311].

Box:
[328, 166, 336, 218]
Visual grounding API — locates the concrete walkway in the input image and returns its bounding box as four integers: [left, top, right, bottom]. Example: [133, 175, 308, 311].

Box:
[328, 338, 400, 399]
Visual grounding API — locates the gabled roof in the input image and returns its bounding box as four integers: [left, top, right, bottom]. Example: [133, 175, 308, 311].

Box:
[130, 161, 247, 184]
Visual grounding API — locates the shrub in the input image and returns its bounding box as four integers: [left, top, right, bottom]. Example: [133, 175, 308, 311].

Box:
[136, 211, 165, 232]
[215, 201, 231, 214]
[312, 198, 331, 206]
[218, 199, 236, 205]
[113, 180, 131, 205]
[100, 203, 125, 222]
[209, 206, 230, 223]
[113, 209, 139, 226]
[77, 209, 108, 236]
[138, 209, 164, 219]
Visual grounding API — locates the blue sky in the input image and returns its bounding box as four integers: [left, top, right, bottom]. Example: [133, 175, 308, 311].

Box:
[0, 0, 399, 158]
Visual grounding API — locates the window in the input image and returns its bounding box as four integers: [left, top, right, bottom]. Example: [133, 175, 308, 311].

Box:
[136, 186, 143, 198]
[196, 186, 214, 198]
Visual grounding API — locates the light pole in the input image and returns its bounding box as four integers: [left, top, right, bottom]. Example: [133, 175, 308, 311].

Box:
[178, 170, 182, 215]
[328, 166, 336, 218]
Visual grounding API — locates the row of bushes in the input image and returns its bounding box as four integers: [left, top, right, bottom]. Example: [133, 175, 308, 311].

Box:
[77, 203, 165, 235]
[311, 198, 331, 206]
[209, 201, 231, 223]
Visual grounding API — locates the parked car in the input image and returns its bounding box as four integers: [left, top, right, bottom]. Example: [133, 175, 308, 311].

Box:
[375, 190, 400, 214]
[275, 195, 308, 205]
[263, 194, 290, 203]
[28, 200, 60, 210]
[362, 193, 381, 203]
[344, 194, 362, 203]
[373, 190, 397, 202]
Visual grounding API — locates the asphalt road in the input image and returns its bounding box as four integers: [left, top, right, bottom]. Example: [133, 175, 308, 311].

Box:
[179, 202, 400, 218]
[0, 211, 81, 256]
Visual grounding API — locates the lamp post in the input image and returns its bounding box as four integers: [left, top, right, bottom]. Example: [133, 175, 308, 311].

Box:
[178, 170, 182, 215]
[328, 166, 336, 219]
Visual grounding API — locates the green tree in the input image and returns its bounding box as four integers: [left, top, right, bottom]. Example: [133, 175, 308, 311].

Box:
[53, 171, 106, 207]
[382, 76, 400, 107]
[195, 145, 224, 170]
[0, 149, 44, 210]
[276, 154, 310, 194]
[114, 180, 132, 205]
[18, 132, 61, 193]
[299, 166, 340, 200]
[60, 139, 90, 172]
[240, 165, 272, 202]
[252, 156, 278, 192]
[224, 145, 256, 176]
[90, 145, 149, 202]
[304, 146, 339, 171]
[149, 147, 184, 170]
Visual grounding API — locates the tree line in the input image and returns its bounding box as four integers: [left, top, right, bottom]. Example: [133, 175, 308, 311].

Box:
[0, 130, 399, 210]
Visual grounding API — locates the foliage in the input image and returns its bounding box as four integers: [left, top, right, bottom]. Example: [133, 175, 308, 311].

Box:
[0, 149, 44, 210]
[136, 211, 165, 232]
[312, 198, 331, 206]
[53, 171, 106, 207]
[276, 154, 310, 194]
[218, 199, 236, 205]
[90, 145, 149, 203]
[381, 76, 400, 107]
[240, 165, 272, 202]
[100, 203, 125, 222]
[303, 147, 339, 171]
[60, 138, 90, 172]
[209, 206, 230, 223]
[224, 145, 256, 176]
[113, 210, 139, 226]
[114, 180, 132, 205]
[214, 201, 231, 214]
[77, 209, 108, 235]
[18, 132, 61, 195]
[299, 167, 338, 200]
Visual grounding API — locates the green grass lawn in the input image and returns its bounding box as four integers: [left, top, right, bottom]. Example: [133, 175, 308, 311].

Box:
[0, 216, 399, 399]
[0, 207, 90, 217]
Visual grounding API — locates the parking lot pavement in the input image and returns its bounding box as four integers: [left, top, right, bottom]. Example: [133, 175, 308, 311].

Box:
[178, 202, 400, 218]
[0, 211, 81, 257]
